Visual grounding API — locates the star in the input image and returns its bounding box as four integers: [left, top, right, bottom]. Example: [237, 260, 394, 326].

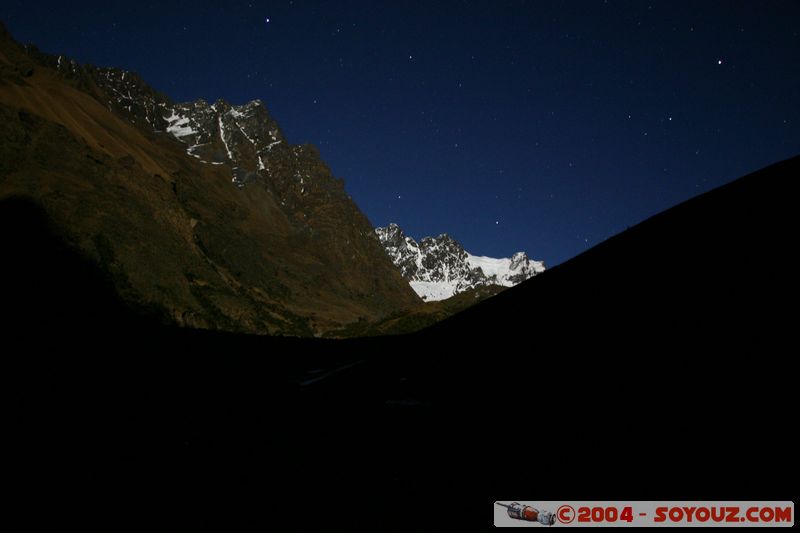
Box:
[265, 17, 271, 24]
[717, 59, 723, 65]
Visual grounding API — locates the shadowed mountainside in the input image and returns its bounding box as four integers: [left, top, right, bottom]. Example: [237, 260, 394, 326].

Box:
[0, 21, 419, 336]
[327, 284, 507, 337]
[425, 155, 798, 350]
[5, 156, 797, 526]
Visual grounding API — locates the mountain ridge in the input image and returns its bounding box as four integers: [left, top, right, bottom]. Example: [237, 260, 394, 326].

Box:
[0, 22, 420, 336]
[376, 222, 545, 301]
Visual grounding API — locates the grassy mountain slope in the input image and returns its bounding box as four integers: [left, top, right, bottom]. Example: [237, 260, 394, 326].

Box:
[0, 22, 419, 336]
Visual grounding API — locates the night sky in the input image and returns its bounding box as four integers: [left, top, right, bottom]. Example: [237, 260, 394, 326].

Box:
[3, 1, 798, 265]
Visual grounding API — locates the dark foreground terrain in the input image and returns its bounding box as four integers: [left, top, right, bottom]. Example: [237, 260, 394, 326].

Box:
[5, 156, 798, 527]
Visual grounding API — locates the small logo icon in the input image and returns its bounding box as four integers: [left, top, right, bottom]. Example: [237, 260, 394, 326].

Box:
[557, 504, 576, 524]
[496, 502, 556, 526]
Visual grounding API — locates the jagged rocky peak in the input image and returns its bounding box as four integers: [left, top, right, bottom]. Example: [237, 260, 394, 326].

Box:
[0, 23, 422, 336]
[160, 96, 289, 186]
[88, 66, 172, 130]
[19, 43, 303, 191]
[7, 40, 172, 130]
[375, 222, 404, 243]
[376, 223, 425, 279]
[376, 223, 545, 301]
[67, 58, 291, 188]
[144, 90, 340, 204]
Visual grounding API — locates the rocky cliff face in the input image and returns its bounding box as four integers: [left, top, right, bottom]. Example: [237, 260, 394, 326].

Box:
[376, 223, 545, 301]
[0, 23, 420, 336]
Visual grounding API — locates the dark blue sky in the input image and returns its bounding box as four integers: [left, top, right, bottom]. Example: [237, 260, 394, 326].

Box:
[3, 1, 799, 265]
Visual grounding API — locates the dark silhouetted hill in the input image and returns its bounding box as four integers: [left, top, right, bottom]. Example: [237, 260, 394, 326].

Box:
[413, 155, 798, 515]
[5, 157, 796, 527]
[424, 155, 798, 354]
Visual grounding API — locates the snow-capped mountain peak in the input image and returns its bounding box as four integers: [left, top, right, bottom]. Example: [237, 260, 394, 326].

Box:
[375, 224, 545, 301]
[74, 63, 290, 189]
[155, 98, 288, 186]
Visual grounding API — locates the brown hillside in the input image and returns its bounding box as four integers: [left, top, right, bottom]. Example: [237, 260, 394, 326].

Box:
[0, 22, 419, 336]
